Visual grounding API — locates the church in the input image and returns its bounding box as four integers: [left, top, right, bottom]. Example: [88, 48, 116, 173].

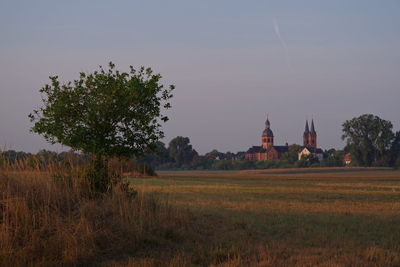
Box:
[297, 119, 324, 161]
[245, 117, 323, 161]
[245, 118, 289, 161]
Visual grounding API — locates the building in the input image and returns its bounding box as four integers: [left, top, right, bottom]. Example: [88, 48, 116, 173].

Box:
[245, 117, 324, 162]
[344, 153, 351, 165]
[298, 120, 324, 161]
[245, 118, 289, 161]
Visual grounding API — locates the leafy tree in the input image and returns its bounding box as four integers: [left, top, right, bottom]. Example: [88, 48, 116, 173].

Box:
[282, 144, 301, 163]
[190, 155, 215, 170]
[205, 149, 225, 160]
[342, 114, 394, 166]
[29, 62, 174, 192]
[322, 150, 345, 167]
[168, 136, 198, 166]
[137, 141, 171, 168]
[295, 154, 319, 168]
[235, 151, 246, 160]
[389, 131, 400, 168]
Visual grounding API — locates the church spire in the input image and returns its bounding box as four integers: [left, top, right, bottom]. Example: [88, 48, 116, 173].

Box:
[310, 119, 316, 134]
[262, 115, 274, 148]
[262, 115, 273, 137]
[304, 120, 309, 135]
[265, 115, 270, 128]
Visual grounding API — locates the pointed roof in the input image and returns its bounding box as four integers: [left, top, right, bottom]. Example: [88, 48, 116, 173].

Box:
[262, 116, 274, 137]
[304, 120, 309, 135]
[265, 117, 270, 128]
[310, 119, 316, 134]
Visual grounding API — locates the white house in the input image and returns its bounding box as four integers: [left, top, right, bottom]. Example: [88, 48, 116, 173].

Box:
[298, 146, 324, 162]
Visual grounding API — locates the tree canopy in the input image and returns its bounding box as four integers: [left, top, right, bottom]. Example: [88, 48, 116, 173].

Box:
[342, 114, 394, 166]
[29, 62, 174, 159]
[168, 136, 198, 166]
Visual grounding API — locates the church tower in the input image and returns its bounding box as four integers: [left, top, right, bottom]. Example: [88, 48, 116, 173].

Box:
[303, 119, 317, 148]
[262, 117, 274, 149]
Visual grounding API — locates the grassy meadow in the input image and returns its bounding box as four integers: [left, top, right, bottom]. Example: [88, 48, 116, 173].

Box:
[127, 168, 400, 266]
[1, 167, 400, 266]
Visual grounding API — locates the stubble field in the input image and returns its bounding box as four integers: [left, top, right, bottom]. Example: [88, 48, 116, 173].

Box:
[127, 168, 400, 266]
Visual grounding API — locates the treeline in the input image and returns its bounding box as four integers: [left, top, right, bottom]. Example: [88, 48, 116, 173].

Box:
[137, 137, 346, 170]
[3, 114, 399, 171]
[0, 140, 345, 172]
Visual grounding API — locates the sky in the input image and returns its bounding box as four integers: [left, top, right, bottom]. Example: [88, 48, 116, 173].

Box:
[0, 0, 399, 154]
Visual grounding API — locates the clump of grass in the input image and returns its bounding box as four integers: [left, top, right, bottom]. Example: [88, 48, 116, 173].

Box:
[0, 170, 186, 266]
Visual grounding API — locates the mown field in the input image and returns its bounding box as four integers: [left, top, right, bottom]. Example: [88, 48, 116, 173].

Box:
[127, 168, 400, 266]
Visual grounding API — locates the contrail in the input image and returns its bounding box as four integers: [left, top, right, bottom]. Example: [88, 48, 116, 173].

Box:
[272, 18, 291, 69]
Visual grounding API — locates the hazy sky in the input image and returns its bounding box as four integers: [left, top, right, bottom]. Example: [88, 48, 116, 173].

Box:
[1, 0, 399, 154]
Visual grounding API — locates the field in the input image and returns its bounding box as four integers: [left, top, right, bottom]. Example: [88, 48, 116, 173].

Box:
[127, 168, 400, 266]
[1, 167, 400, 266]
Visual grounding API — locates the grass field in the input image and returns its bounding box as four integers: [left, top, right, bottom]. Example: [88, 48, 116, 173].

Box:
[2, 167, 400, 266]
[126, 168, 400, 266]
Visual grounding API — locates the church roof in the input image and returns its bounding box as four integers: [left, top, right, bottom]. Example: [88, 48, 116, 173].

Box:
[273, 146, 289, 153]
[310, 119, 316, 134]
[262, 128, 274, 137]
[304, 120, 309, 135]
[262, 117, 274, 137]
[247, 146, 265, 153]
[246, 145, 288, 154]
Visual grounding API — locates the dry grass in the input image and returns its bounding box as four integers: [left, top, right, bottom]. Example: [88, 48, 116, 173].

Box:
[127, 168, 400, 266]
[0, 170, 187, 266]
[1, 167, 400, 266]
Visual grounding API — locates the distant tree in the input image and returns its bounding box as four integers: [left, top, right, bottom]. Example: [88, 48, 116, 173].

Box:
[29, 62, 174, 192]
[282, 144, 301, 163]
[168, 136, 198, 166]
[389, 131, 400, 168]
[224, 151, 236, 160]
[138, 141, 171, 168]
[205, 149, 225, 160]
[323, 150, 345, 167]
[235, 151, 246, 160]
[295, 154, 319, 168]
[342, 114, 394, 166]
[324, 148, 336, 159]
[190, 155, 215, 170]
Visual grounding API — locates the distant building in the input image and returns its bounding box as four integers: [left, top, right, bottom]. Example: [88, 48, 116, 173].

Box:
[298, 120, 324, 161]
[245, 118, 289, 161]
[344, 153, 352, 165]
[245, 117, 324, 162]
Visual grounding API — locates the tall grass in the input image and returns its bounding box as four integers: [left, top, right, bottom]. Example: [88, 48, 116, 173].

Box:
[0, 166, 186, 266]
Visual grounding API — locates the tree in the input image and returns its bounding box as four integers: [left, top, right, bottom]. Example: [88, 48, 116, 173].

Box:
[282, 144, 301, 164]
[137, 141, 171, 168]
[168, 136, 198, 166]
[29, 62, 174, 192]
[323, 150, 345, 167]
[389, 131, 400, 168]
[342, 114, 394, 166]
[205, 149, 225, 160]
[295, 154, 319, 168]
